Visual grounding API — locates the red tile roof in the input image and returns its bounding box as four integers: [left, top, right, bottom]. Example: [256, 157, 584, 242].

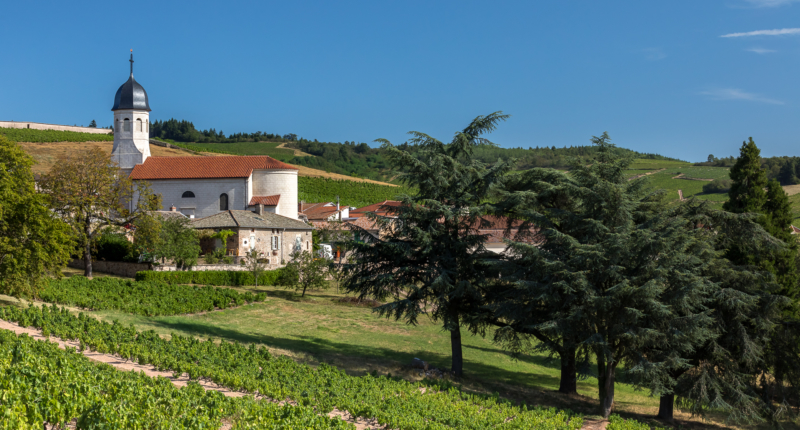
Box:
[303, 205, 345, 221]
[249, 195, 281, 206]
[129, 156, 298, 180]
[350, 200, 402, 218]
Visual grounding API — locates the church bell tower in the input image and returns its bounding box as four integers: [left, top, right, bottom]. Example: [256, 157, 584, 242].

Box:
[111, 50, 151, 173]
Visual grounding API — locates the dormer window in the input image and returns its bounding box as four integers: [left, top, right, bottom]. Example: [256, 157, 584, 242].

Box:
[182, 191, 195, 198]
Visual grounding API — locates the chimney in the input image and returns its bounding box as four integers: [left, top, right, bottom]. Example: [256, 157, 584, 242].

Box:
[336, 196, 340, 221]
[257, 204, 264, 216]
[170, 204, 177, 212]
[299, 200, 305, 213]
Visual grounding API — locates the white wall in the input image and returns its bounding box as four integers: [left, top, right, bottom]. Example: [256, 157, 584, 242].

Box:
[146, 178, 247, 219]
[252, 169, 298, 219]
[0, 121, 112, 134]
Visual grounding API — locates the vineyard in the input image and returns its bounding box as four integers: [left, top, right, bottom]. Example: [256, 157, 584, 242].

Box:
[0, 304, 585, 430]
[0, 328, 350, 429]
[38, 277, 267, 316]
[299, 176, 411, 208]
[0, 127, 113, 143]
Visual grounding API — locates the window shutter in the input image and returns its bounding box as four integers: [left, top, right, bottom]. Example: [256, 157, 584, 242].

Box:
[277, 236, 281, 250]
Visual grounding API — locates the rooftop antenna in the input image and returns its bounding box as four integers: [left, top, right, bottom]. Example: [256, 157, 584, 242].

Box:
[129, 49, 134, 76]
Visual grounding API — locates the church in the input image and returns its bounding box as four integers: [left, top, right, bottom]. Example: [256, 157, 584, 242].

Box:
[110, 53, 299, 221]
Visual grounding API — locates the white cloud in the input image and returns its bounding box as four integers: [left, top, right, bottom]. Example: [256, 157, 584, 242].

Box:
[721, 28, 800, 37]
[746, 47, 777, 54]
[700, 88, 784, 105]
[642, 47, 666, 61]
[741, 0, 800, 6]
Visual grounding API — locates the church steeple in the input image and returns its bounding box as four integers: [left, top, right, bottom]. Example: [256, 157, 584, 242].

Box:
[111, 50, 152, 171]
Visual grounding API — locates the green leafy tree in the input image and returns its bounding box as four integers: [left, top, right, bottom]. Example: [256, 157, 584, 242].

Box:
[39, 147, 160, 277]
[132, 213, 162, 262]
[156, 217, 200, 270]
[282, 251, 327, 297]
[245, 249, 267, 287]
[344, 112, 512, 377]
[0, 136, 73, 297]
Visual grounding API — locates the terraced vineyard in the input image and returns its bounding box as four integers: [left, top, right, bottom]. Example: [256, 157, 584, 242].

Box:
[0, 328, 350, 429]
[0, 304, 585, 430]
[299, 176, 411, 207]
[38, 277, 267, 316]
[0, 127, 113, 143]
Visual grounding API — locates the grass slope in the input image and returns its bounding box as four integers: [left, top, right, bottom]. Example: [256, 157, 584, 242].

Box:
[187, 141, 296, 160]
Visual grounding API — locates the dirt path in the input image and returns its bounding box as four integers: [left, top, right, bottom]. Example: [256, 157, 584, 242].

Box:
[671, 173, 713, 182]
[580, 418, 608, 430]
[0, 319, 383, 430]
[627, 168, 665, 180]
[276, 142, 315, 157]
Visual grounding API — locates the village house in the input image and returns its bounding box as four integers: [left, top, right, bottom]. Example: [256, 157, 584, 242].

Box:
[191, 209, 313, 267]
[299, 201, 350, 221]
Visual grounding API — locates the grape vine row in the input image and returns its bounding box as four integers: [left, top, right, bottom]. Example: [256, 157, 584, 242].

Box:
[0, 329, 351, 429]
[38, 277, 267, 317]
[0, 304, 583, 430]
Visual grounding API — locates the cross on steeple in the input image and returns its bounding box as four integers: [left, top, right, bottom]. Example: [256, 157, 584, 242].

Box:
[129, 49, 134, 76]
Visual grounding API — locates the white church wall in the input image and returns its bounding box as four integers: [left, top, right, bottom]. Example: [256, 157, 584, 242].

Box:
[147, 178, 247, 219]
[252, 169, 298, 219]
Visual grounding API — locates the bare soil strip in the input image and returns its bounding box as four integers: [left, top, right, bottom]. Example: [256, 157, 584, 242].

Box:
[0, 319, 383, 430]
[628, 168, 665, 180]
[671, 173, 713, 182]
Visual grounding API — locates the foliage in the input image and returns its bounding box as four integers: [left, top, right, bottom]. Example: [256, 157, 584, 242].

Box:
[0, 304, 584, 430]
[39, 276, 267, 316]
[0, 126, 113, 143]
[702, 178, 732, 194]
[490, 133, 784, 419]
[149, 118, 293, 144]
[155, 217, 201, 270]
[606, 415, 667, 430]
[188, 141, 296, 161]
[0, 326, 350, 429]
[299, 176, 410, 208]
[132, 213, 162, 262]
[344, 112, 512, 377]
[0, 136, 73, 297]
[136, 269, 285, 286]
[39, 147, 160, 277]
[204, 247, 226, 264]
[282, 251, 328, 297]
[94, 228, 135, 262]
[245, 249, 268, 287]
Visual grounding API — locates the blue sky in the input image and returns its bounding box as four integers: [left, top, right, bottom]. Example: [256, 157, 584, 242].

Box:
[1, 1, 798, 162]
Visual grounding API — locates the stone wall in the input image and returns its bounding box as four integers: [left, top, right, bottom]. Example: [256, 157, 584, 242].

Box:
[0, 121, 112, 134]
[68, 260, 150, 278]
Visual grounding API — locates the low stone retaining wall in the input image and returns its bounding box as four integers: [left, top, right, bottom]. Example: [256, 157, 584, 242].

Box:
[68, 260, 150, 278]
[69, 260, 279, 278]
[0, 121, 112, 134]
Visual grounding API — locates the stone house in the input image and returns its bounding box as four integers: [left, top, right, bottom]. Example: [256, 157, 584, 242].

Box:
[192, 209, 313, 267]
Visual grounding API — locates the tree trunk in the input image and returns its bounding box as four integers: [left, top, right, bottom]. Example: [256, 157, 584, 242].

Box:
[558, 346, 578, 394]
[597, 359, 616, 418]
[83, 222, 93, 278]
[450, 315, 464, 377]
[301, 284, 307, 297]
[657, 394, 674, 422]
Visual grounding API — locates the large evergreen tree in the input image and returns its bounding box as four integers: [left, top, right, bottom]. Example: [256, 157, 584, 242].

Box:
[343, 112, 512, 376]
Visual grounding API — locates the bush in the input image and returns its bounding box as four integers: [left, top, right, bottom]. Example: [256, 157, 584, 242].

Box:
[606, 415, 667, 430]
[135, 269, 285, 286]
[702, 178, 732, 194]
[94, 229, 135, 262]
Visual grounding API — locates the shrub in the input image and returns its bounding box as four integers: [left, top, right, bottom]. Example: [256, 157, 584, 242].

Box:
[94, 229, 134, 262]
[606, 415, 667, 430]
[135, 269, 285, 286]
[702, 178, 732, 194]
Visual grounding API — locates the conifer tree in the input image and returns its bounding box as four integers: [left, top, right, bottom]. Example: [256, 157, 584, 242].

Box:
[343, 112, 512, 377]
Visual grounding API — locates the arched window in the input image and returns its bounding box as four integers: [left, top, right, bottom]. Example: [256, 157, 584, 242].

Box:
[136, 118, 143, 132]
[123, 118, 130, 132]
[115, 119, 119, 131]
[182, 191, 195, 198]
[219, 193, 228, 210]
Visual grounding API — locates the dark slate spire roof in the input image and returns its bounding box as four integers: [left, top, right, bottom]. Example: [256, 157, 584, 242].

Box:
[111, 51, 151, 111]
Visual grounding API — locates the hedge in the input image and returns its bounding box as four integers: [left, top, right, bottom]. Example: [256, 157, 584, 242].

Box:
[135, 269, 284, 286]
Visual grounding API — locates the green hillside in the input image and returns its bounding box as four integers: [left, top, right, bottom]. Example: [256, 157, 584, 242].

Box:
[299, 176, 411, 207]
[188, 141, 296, 161]
[0, 127, 113, 143]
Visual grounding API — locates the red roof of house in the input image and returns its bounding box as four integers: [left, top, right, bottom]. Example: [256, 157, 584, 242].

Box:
[129, 156, 297, 180]
[249, 195, 280, 206]
[302, 204, 345, 221]
[350, 200, 402, 218]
